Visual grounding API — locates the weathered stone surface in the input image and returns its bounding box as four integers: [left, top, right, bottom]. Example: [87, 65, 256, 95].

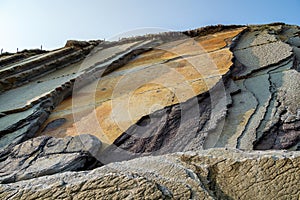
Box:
[254, 69, 300, 150]
[0, 49, 46, 69]
[0, 39, 151, 151]
[65, 40, 103, 48]
[0, 148, 299, 200]
[39, 28, 244, 145]
[0, 134, 101, 183]
[234, 40, 292, 78]
[84, 25, 299, 161]
[0, 23, 299, 199]
[98, 79, 235, 163]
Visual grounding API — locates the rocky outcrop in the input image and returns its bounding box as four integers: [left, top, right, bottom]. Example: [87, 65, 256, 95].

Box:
[0, 23, 299, 199]
[0, 148, 299, 199]
[0, 40, 101, 92]
[0, 49, 47, 68]
[0, 134, 101, 184]
[99, 85, 228, 163]
[39, 27, 245, 146]
[65, 40, 102, 49]
[0, 39, 156, 151]
[96, 24, 300, 164]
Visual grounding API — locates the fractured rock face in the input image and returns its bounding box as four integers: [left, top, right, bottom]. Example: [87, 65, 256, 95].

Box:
[95, 24, 300, 163]
[0, 134, 101, 184]
[38, 28, 245, 145]
[0, 148, 299, 199]
[233, 28, 293, 78]
[0, 23, 299, 199]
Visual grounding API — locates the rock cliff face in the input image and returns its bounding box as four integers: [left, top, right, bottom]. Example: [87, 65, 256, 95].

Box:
[0, 23, 299, 199]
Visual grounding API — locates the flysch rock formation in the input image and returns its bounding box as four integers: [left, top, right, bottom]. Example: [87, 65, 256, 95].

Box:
[0, 23, 299, 199]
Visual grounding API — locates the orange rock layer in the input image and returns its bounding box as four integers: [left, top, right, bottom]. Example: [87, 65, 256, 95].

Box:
[37, 28, 245, 146]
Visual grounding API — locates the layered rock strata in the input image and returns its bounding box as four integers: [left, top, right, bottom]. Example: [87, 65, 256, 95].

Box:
[0, 23, 299, 199]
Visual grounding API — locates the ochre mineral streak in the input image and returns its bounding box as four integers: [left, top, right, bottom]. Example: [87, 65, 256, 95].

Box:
[0, 23, 299, 199]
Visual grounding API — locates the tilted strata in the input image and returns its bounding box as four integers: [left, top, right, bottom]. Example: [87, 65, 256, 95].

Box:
[100, 24, 300, 163]
[0, 23, 299, 199]
[38, 27, 244, 145]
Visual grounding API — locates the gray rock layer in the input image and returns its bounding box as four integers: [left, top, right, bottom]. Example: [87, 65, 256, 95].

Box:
[99, 24, 300, 164]
[0, 148, 299, 200]
[0, 24, 299, 199]
[0, 134, 102, 184]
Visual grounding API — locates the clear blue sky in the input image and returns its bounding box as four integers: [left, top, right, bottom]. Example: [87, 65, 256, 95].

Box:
[0, 0, 299, 52]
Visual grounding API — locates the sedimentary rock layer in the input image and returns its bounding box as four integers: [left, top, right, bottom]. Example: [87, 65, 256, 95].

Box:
[0, 23, 299, 199]
[0, 134, 102, 184]
[0, 148, 299, 200]
[38, 28, 244, 146]
[98, 24, 300, 163]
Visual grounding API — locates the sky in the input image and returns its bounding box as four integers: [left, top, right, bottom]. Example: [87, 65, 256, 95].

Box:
[0, 0, 299, 52]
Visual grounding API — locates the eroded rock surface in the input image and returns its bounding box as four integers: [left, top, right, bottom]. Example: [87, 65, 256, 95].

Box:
[0, 149, 299, 200]
[97, 24, 300, 163]
[0, 23, 299, 199]
[0, 134, 101, 184]
[39, 28, 244, 145]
